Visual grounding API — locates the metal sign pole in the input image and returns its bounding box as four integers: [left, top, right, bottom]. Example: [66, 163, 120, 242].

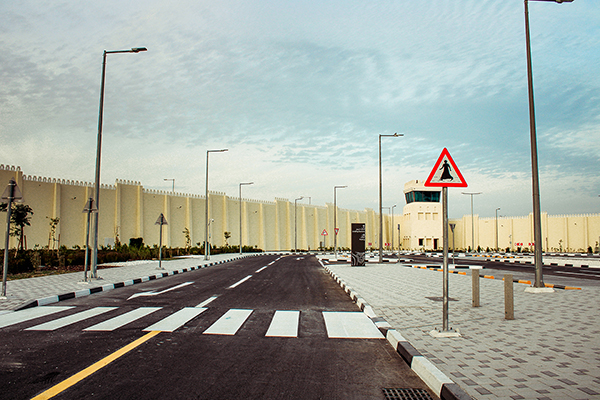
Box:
[155, 214, 168, 270]
[442, 187, 449, 331]
[2, 183, 14, 297]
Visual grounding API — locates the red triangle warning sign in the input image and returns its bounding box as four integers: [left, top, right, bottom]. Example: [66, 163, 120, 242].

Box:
[424, 148, 467, 188]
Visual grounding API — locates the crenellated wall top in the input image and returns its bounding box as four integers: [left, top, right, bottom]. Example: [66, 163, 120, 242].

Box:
[142, 188, 204, 198]
[23, 175, 95, 187]
[115, 179, 141, 186]
[0, 164, 21, 172]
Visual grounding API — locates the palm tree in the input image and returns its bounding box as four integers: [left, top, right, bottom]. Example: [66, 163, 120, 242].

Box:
[0, 203, 34, 251]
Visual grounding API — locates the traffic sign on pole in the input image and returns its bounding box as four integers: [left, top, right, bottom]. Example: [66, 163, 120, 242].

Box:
[424, 148, 467, 188]
[426, 150, 466, 338]
[321, 229, 328, 236]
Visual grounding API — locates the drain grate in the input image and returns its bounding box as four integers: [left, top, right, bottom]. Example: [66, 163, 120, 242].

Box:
[382, 388, 434, 400]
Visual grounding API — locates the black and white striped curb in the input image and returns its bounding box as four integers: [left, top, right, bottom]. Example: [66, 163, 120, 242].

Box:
[319, 260, 472, 400]
[15, 253, 273, 311]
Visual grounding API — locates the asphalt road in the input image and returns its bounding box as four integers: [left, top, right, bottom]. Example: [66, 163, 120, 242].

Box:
[399, 253, 600, 288]
[0, 254, 437, 400]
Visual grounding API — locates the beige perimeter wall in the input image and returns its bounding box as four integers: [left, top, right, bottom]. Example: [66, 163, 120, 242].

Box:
[0, 165, 392, 251]
[1, 165, 598, 252]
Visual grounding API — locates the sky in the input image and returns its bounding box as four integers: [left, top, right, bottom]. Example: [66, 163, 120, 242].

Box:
[1, 0, 599, 219]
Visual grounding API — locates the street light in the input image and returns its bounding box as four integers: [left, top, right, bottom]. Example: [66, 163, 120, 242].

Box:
[495, 207, 501, 252]
[164, 178, 175, 193]
[524, 0, 573, 287]
[379, 133, 403, 263]
[382, 206, 391, 251]
[205, 149, 228, 260]
[239, 182, 254, 254]
[333, 185, 347, 259]
[391, 204, 397, 254]
[462, 192, 481, 252]
[294, 197, 304, 252]
[92, 47, 147, 279]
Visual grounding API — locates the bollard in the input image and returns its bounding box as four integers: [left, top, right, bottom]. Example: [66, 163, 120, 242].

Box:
[472, 269, 480, 307]
[504, 274, 514, 320]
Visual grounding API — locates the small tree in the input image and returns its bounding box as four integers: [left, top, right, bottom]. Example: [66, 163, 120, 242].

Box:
[0, 203, 34, 251]
[48, 217, 60, 250]
[224, 231, 231, 246]
[183, 227, 191, 251]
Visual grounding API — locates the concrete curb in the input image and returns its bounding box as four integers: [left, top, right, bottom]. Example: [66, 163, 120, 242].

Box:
[319, 260, 472, 400]
[14, 254, 268, 311]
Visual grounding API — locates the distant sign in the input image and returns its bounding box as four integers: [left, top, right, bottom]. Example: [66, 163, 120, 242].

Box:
[424, 148, 467, 188]
[335, 228, 339, 235]
[321, 229, 328, 236]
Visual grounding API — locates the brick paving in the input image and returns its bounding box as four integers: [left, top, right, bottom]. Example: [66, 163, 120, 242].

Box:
[322, 259, 600, 399]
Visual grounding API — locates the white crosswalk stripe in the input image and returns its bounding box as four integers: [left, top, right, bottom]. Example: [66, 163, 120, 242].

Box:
[322, 311, 384, 339]
[203, 309, 253, 335]
[26, 307, 118, 331]
[3, 306, 384, 339]
[265, 310, 299, 337]
[85, 307, 162, 331]
[143, 307, 207, 332]
[0, 306, 74, 329]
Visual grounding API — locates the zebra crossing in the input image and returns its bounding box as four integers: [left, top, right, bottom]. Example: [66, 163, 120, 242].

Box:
[0, 305, 384, 339]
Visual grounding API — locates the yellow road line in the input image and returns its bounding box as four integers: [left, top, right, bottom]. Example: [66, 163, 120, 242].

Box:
[31, 330, 161, 400]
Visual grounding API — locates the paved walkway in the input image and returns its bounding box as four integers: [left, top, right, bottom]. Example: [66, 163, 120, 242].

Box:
[0, 253, 260, 311]
[321, 257, 600, 400]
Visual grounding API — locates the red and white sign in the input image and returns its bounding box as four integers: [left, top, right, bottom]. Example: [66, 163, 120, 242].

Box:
[424, 148, 467, 188]
[321, 229, 328, 236]
[335, 228, 339, 235]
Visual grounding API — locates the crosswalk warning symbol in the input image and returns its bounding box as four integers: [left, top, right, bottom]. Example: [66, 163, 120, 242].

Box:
[321, 229, 328, 236]
[424, 148, 467, 188]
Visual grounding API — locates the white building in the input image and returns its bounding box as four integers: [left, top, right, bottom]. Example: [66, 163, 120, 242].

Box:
[402, 180, 442, 250]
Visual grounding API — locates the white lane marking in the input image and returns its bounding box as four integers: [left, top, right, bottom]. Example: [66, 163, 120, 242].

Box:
[228, 275, 252, 289]
[84, 307, 162, 331]
[26, 307, 118, 331]
[322, 311, 384, 339]
[196, 295, 219, 308]
[127, 281, 194, 300]
[0, 306, 75, 329]
[143, 307, 207, 332]
[265, 310, 299, 337]
[255, 266, 268, 273]
[203, 309, 253, 335]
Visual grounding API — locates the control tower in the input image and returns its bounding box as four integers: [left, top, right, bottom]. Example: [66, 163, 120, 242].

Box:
[402, 180, 442, 250]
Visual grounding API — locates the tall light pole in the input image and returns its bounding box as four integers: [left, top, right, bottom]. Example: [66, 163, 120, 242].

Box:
[333, 185, 347, 259]
[92, 47, 147, 279]
[379, 133, 403, 263]
[391, 204, 397, 253]
[495, 207, 501, 251]
[294, 197, 304, 252]
[462, 192, 481, 252]
[239, 182, 254, 254]
[164, 178, 175, 193]
[524, 0, 573, 287]
[382, 206, 391, 250]
[205, 149, 228, 260]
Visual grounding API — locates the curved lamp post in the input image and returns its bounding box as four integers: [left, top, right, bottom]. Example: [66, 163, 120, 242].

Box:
[333, 185, 347, 259]
[239, 182, 254, 254]
[379, 133, 403, 263]
[205, 149, 228, 260]
[92, 47, 147, 279]
[294, 197, 304, 252]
